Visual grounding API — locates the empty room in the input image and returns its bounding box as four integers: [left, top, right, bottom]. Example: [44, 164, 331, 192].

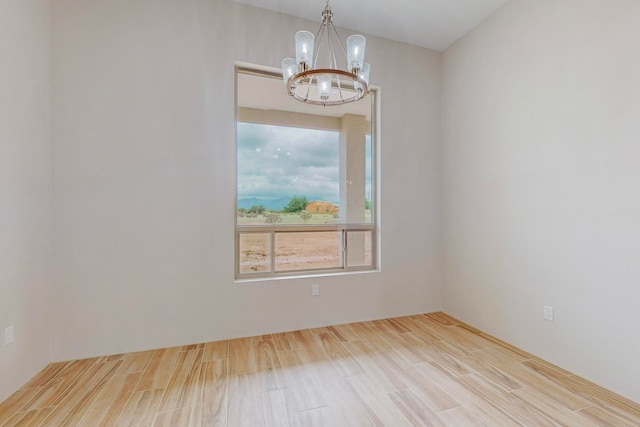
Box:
[1, 0, 639, 425]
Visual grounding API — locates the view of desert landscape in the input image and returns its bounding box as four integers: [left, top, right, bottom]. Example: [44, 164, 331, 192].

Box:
[239, 231, 342, 273]
[238, 215, 372, 274]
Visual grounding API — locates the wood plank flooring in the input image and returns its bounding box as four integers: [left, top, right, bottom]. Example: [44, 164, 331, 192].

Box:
[1, 312, 638, 426]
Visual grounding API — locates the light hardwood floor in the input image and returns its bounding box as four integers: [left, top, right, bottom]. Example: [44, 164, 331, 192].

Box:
[1, 312, 638, 426]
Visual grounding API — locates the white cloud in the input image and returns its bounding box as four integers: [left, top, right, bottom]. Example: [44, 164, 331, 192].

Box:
[237, 123, 340, 201]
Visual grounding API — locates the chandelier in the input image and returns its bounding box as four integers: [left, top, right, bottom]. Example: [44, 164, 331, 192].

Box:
[281, 1, 370, 106]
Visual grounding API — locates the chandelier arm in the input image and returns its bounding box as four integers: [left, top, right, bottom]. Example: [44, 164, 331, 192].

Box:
[330, 22, 348, 59]
[312, 20, 325, 69]
[327, 22, 338, 68]
[304, 74, 313, 102]
[328, 24, 340, 70]
[326, 21, 343, 101]
[327, 21, 346, 102]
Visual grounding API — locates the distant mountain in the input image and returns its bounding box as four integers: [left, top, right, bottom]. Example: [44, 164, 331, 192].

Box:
[237, 196, 337, 211]
[237, 197, 292, 211]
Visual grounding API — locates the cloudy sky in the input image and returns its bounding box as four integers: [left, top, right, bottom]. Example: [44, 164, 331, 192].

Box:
[237, 122, 371, 203]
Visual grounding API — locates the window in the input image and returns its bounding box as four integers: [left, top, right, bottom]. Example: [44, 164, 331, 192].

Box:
[235, 67, 376, 278]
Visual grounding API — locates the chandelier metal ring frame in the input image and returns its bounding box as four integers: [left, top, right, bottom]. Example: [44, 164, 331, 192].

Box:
[282, 1, 370, 106]
[288, 69, 368, 106]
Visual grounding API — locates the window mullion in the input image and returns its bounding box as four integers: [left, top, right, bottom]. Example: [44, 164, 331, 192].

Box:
[270, 230, 276, 273]
[342, 229, 347, 269]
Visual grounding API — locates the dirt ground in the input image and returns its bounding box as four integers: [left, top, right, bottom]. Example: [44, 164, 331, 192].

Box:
[239, 231, 371, 274]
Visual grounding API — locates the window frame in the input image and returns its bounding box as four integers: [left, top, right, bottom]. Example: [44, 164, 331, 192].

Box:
[234, 65, 378, 279]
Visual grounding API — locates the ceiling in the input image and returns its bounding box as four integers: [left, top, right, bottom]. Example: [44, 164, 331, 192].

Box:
[228, 0, 512, 52]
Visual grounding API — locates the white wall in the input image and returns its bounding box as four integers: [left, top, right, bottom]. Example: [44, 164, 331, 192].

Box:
[442, 0, 640, 402]
[51, 0, 441, 361]
[0, 0, 52, 402]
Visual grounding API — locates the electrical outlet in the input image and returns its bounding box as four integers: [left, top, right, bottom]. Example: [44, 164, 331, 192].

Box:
[543, 306, 554, 322]
[312, 284, 319, 296]
[4, 325, 14, 346]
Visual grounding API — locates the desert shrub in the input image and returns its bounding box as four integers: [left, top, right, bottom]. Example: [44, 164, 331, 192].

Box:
[332, 213, 339, 219]
[264, 213, 282, 224]
[299, 211, 312, 222]
[248, 204, 266, 215]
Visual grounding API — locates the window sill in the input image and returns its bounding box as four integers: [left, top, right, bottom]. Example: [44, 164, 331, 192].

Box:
[234, 268, 380, 284]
